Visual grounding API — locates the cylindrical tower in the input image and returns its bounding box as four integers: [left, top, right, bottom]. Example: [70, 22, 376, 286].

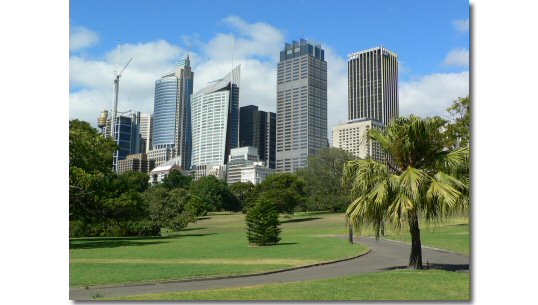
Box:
[98, 110, 109, 128]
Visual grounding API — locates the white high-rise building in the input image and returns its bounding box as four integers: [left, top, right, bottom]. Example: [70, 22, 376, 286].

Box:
[226, 146, 275, 185]
[139, 113, 152, 154]
[191, 65, 240, 168]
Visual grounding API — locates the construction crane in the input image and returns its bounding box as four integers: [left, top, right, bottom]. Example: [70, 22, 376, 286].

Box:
[110, 55, 133, 138]
[110, 42, 133, 172]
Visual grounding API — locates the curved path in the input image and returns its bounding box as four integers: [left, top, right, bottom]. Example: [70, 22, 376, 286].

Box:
[70, 237, 469, 300]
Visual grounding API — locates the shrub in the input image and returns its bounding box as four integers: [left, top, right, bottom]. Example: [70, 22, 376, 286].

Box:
[245, 198, 281, 246]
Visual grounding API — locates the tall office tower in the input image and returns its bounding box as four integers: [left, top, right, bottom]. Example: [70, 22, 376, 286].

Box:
[239, 105, 276, 169]
[139, 113, 152, 154]
[191, 65, 240, 168]
[348, 47, 398, 125]
[152, 55, 194, 169]
[276, 38, 327, 172]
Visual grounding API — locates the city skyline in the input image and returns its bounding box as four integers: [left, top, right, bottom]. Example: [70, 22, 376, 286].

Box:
[69, 0, 469, 143]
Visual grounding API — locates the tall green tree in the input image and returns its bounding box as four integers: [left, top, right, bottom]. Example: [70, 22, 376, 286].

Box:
[297, 148, 356, 212]
[343, 116, 469, 269]
[257, 173, 306, 214]
[445, 96, 470, 148]
[69, 120, 117, 221]
[246, 198, 281, 246]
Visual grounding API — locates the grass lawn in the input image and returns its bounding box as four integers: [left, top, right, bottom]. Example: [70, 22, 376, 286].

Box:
[357, 215, 470, 255]
[70, 212, 469, 288]
[110, 269, 470, 301]
[70, 212, 368, 287]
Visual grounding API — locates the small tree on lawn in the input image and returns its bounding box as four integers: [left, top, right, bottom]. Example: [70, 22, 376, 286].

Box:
[246, 198, 281, 246]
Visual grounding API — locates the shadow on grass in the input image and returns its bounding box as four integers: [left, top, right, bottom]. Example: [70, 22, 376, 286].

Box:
[176, 233, 217, 238]
[281, 217, 322, 224]
[294, 211, 334, 216]
[382, 263, 469, 272]
[197, 217, 212, 220]
[69, 239, 171, 250]
[180, 227, 208, 232]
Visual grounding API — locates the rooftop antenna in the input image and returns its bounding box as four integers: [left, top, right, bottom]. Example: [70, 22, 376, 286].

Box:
[231, 35, 234, 72]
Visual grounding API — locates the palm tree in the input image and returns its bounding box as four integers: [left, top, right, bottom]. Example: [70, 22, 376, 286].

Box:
[343, 116, 469, 269]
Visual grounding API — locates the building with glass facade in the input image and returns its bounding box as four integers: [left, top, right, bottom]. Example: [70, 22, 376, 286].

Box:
[191, 65, 240, 168]
[348, 46, 398, 125]
[239, 105, 276, 169]
[111, 112, 141, 172]
[151, 56, 193, 170]
[276, 38, 328, 172]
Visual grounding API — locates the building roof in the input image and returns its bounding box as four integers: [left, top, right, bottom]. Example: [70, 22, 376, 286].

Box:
[194, 65, 240, 96]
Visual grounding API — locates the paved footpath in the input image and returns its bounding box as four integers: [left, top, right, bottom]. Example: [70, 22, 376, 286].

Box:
[70, 237, 469, 300]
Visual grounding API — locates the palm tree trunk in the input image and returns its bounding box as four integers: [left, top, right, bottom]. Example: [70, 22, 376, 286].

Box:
[408, 212, 423, 269]
[348, 225, 353, 244]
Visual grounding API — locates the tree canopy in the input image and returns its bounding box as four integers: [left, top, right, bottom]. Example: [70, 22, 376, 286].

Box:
[257, 173, 306, 214]
[297, 148, 356, 212]
[445, 96, 470, 148]
[190, 175, 241, 212]
[69, 119, 117, 222]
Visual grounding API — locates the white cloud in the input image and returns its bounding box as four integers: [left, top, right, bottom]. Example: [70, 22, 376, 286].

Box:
[442, 48, 469, 68]
[70, 40, 187, 124]
[70, 26, 99, 51]
[70, 17, 469, 144]
[452, 18, 469, 33]
[399, 71, 469, 118]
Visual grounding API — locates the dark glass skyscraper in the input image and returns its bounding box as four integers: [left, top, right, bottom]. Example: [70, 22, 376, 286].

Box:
[276, 38, 327, 172]
[239, 105, 276, 169]
[111, 113, 141, 171]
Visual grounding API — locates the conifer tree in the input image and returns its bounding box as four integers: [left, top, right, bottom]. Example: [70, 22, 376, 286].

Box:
[245, 198, 281, 246]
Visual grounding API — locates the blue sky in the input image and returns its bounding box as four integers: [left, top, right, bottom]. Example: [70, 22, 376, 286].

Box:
[70, 0, 469, 135]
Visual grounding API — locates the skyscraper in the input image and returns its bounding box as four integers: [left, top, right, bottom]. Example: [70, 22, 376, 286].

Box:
[347, 46, 398, 124]
[276, 38, 327, 172]
[152, 55, 193, 170]
[191, 65, 240, 168]
[139, 113, 152, 154]
[239, 105, 276, 169]
[111, 112, 141, 172]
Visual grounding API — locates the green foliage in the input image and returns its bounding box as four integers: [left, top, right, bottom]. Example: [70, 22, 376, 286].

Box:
[162, 170, 192, 189]
[445, 96, 470, 148]
[344, 115, 470, 268]
[296, 148, 357, 212]
[111, 171, 150, 195]
[190, 176, 241, 212]
[69, 120, 117, 222]
[142, 187, 198, 234]
[245, 198, 281, 246]
[229, 181, 255, 212]
[257, 173, 306, 214]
